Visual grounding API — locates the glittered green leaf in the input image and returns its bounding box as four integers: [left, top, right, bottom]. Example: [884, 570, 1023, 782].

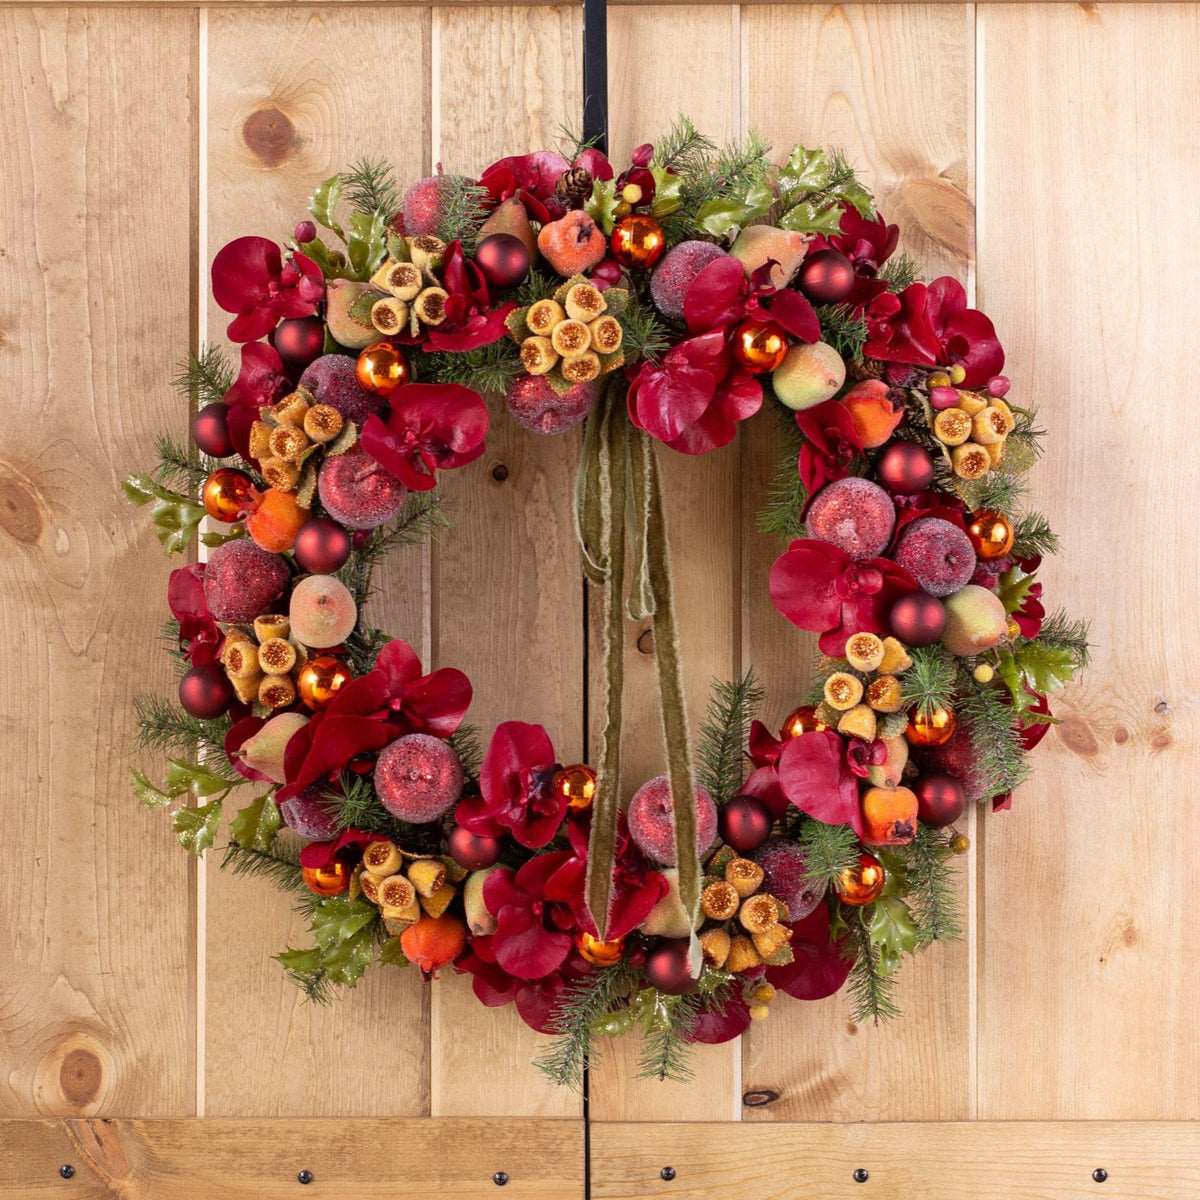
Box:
[122, 474, 206, 557]
[695, 181, 773, 240]
[346, 210, 388, 280]
[309, 175, 345, 240]
[380, 936, 408, 967]
[867, 895, 919, 976]
[779, 200, 845, 236]
[229, 793, 282, 852]
[131, 768, 172, 810]
[310, 896, 378, 952]
[600, 286, 631, 319]
[648, 165, 682, 217]
[276, 948, 322, 973]
[778, 144, 832, 197]
[165, 757, 234, 798]
[997, 564, 1039, 614]
[585, 178, 620, 234]
[319, 928, 376, 988]
[199, 528, 246, 549]
[173, 799, 223, 856]
[324, 420, 359, 458]
[348, 287, 386, 325]
[834, 178, 876, 218]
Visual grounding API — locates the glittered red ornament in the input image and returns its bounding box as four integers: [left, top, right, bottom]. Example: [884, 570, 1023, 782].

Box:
[202, 468, 257, 522]
[302, 858, 350, 897]
[797, 249, 855, 304]
[356, 342, 410, 396]
[889, 591, 947, 647]
[294, 517, 353, 574]
[718, 795, 773, 851]
[374, 733, 464, 823]
[505, 374, 595, 435]
[447, 825, 503, 870]
[731, 318, 788, 373]
[877, 440, 935, 494]
[644, 939, 697, 995]
[272, 316, 326, 373]
[913, 774, 966, 827]
[191, 402, 234, 458]
[178, 662, 234, 719]
[610, 215, 666, 269]
[474, 233, 531, 289]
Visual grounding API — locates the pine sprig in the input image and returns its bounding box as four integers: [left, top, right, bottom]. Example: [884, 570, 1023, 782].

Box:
[448, 723, 483, 788]
[901, 645, 958, 718]
[172, 345, 235, 409]
[968, 470, 1027, 515]
[798, 819, 860, 888]
[757, 409, 807, 541]
[423, 340, 522, 395]
[555, 123, 604, 161]
[815, 303, 868, 360]
[339, 491, 449, 607]
[1034, 610, 1091, 670]
[330, 772, 440, 850]
[958, 673, 1030, 797]
[845, 908, 902, 1024]
[1010, 511, 1060, 559]
[220, 840, 305, 893]
[159, 618, 187, 666]
[899, 827, 962, 949]
[343, 625, 391, 678]
[695, 671, 764, 804]
[282, 965, 337, 1005]
[638, 992, 700, 1083]
[652, 115, 716, 175]
[618, 303, 673, 366]
[880, 252, 920, 292]
[153, 435, 210, 492]
[133, 693, 229, 759]
[341, 158, 398, 220]
[667, 130, 773, 239]
[433, 177, 491, 253]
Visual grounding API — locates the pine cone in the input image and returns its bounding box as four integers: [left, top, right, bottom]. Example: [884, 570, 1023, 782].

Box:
[850, 357, 886, 381]
[555, 167, 593, 209]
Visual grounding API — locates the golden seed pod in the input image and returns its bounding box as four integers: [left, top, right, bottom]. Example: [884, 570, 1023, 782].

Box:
[371, 297, 409, 335]
[725, 858, 765, 899]
[824, 671, 864, 711]
[407, 858, 446, 898]
[304, 404, 345, 445]
[407, 235, 446, 271]
[419, 883, 457, 919]
[248, 420, 274, 461]
[550, 319, 592, 360]
[258, 674, 297, 709]
[934, 408, 972, 446]
[221, 638, 260, 680]
[230, 670, 263, 704]
[520, 336, 558, 376]
[837, 703, 878, 742]
[269, 424, 310, 464]
[561, 351, 601, 384]
[865, 675, 905, 713]
[952, 442, 991, 480]
[589, 315, 623, 354]
[752, 924, 793, 960]
[377, 874, 416, 911]
[358, 873, 382, 905]
[701, 880, 740, 922]
[725, 935, 763, 974]
[373, 259, 423, 301]
[738, 893, 781, 934]
[564, 282, 606, 322]
[878, 637, 913, 675]
[844, 632, 885, 672]
[440, 856, 469, 885]
[413, 288, 449, 326]
[971, 407, 1009, 445]
[253, 614, 290, 642]
[381, 900, 421, 931]
[272, 392, 310, 427]
[955, 389, 988, 416]
[257, 637, 297, 676]
[362, 840, 402, 876]
[986, 439, 1007, 467]
[260, 458, 300, 491]
[527, 299, 566, 335]
[990, 397, 1016, 431]
[699, 927, 731, 969]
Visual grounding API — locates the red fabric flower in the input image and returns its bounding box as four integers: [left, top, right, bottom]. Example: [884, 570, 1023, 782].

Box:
[846, 737, 888, 779]
[777, 730, 866, 840]
[1011, 557, 1046, 638]
[223, 341, 291, 462]
[211, 236, 324, 343]
[575, 147, 614, 182]
[864, 277, 1004, 387]
[455, 722, 566, 849]
[795, 399, 864, 495]
[770, 539, 918, 655]
[684, 256, 820, 343]
[766, 903, 855, 1000]
[423, 241, 517, 352]
[456, 936, 590, 1033]
[479, 152, 570, 224]
[297, 826, 377, 870]
[483, 852, 578, 979]
[167, 563, 222, 665]
[361, 383, 489, 492]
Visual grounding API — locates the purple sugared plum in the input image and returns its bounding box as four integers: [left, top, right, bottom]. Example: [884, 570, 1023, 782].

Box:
[914, 725, 988, 802]
[374, 733, 464, 824]
[298, 354, 386, 427]
[203, 539, 291, 623]
[626, 775, 718, 866]
[649, 241, 728, 320]
[805, 477, 896, 560]
[318, 445, 407, 531]
[753, 838, 824, 921]
[279, 785, 341, 841]
[403, 174, 474, 237]
[504, 374, 595, 435]
[893, 517, 977, 597]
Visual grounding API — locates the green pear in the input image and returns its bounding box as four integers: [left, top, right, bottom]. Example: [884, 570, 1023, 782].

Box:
[639, 868, 694, 939]
[479, 195, 537, 259]
[771, 341, 846, 410]
[324, 278, 378, 350]
[463, 867, 499, 936]
[866, 735, 910, 789]
[941, 585, 1008, 656]
[240, 712, 309, 784]
[730, 225, 809, 288]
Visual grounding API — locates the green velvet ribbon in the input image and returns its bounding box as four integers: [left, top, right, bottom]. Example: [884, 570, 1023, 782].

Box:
[575, 375, 699, 941]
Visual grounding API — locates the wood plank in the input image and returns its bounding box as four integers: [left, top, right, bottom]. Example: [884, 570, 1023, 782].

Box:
[739, 2, 974, 1122]
[586, 3, 742, 1122]
[0, 7, 196, 1117]
[428, 3, 583, 1118]
[975, 2, 1200, 1120]
[0, 1118, 583, 1198]
[591, 1120, 1200, 1199]
[0, 0, 1165, 8]
[202, 5, 433, 1117]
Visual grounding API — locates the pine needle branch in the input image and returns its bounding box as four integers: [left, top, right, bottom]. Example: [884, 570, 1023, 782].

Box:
[845, 909, 902, 1024]
[153, 435, 210, 491]
[172, 345, 235, 409]
[816, 304, 868, 360]
[220, 841, 305, 893]
[423, 340, 523, 395]
[331, 772, 441, 851]
[619, 303, 673, 366]
[638, 992, 700, 1083]
[880, 252, 921, 292]
[556, 123, 604, 160]
[899, 827, 962, 949]
[958, 673, 1030, 797]
[433, 177, 491, 253]
[799, 819, 860, 888]
[968, 470, 1027, 515]
[1010, 511, 1060, 559]
[341, 158, 399, 220]
[757, 410, 807, 541]
[900, 645, 958, 718]
[282, 966, 337, 1005]
[652, 115, 716, 174]
[133, 693, 230, 759]
[448, 723, 483, 789]
[339, 491, 449, 608]
[695, 671, 763, 804]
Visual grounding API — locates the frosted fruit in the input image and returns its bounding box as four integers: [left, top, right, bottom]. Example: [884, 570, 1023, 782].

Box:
[805, 477, 896, 559]
[374, 734, 464, 823]
[203, 539, 290, 623]
[893, 517, 977, 597]
[289, 574, 358, 648]
[626, 775, 718, 865]
[649, 241, 728, 320]
[318, 445, 407, 530]
[940, 584, 1008, 656]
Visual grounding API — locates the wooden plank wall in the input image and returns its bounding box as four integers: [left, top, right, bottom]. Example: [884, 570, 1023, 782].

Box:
[2, 1, 1197, 1186]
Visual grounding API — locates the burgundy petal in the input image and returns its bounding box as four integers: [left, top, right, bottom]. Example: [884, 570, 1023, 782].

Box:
[777, 730, 865, 840]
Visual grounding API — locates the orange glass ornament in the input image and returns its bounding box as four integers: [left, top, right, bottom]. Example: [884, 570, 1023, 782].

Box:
[202, 468, 257, 522]
[731, 318, 788, 373]
[780, 705, 828, 739]
[296, 655, 352, 710]
[905, 704, 958, 747]
[553, 764, 597, 811]
[609, 215, 666, 269]
[836, 853, 885, 906]
[575, 930, 626, 966]
[356, 342, 410, 395]
[966, 509, 1014, 560]
[302, 859, 350, 897]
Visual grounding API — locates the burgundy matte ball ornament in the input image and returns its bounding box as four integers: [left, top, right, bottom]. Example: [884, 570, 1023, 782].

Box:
[271, 316, 326, 372]
[191, 402, 234, 458]
[474, 234, 531, 290]
[294, 518, 352, 574]
[178, 662, 235, 720]
[644, 939, 698, 995]
[796, 249, 855, 304]
[718, 795, 773, 851]
[889, 591, 947, 647]
[913, 774, 966, 828]
[447, 825, 503, 871]
[878, 440, 935, 494]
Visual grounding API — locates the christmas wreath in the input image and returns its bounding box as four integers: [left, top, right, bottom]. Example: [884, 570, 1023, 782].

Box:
[126, 122, 1088, 1085]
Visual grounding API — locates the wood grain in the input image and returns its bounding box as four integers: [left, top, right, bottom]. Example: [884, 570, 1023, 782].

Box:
[428, 4, 583, 1118]
[738, 3, 974, 1122]
[0, 1118, 584, 1198]
[203, 5, 433, 1117]
[0, 8, 197, 1118]
[591, 1120, 1200, 1199]
[975, 2, 1200, 1120]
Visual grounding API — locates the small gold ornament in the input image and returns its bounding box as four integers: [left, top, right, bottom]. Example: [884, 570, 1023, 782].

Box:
[967, 510, 1015, 560]
[905, 704, 958, 747]
[202, 468, 257, 522]
[780, 705, 828, 739]
[302, 859, 350, 897]
[609, 215, 666, 269]
[574, 930, 626, 966]
[296, 656, 352, 709]
[835, 853, 885, 906]
[356, 342, 410, 395]
[731, 318, 788, 373]
[553, 763, 597, 811]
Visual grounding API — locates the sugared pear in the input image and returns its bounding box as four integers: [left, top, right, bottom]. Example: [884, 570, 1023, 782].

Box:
[640, 868, 694, 939]
[478, 195, 537, 258]
[463, 867, 499, 936]
[866, 735, 910, 789]
[940, 584, 1008, 656]
[240, 712, 309, 783]
[730, 225, 809, 288]
[324, 279, 379, 350]
[289, 574, 358, 648]
[771, 341, 846, 410]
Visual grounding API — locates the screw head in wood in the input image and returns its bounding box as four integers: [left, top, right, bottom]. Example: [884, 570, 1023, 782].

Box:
[493, 1172, 509, 1186]
[297, 1169, 313, 1185]
[59, 1165, 75, 1179]
[854, 1168, 869, 1183]
[660, 1167, 676, 1181]
[1093, 1169, 1108, 1183]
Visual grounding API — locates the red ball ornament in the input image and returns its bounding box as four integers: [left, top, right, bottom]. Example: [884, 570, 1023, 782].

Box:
[877, 440, 935, 494]
[178, 662, 235, 719]
[889, 591, 947, 647]
[272, 316, 326, 373]
[796, 249, 856, 304]
[294, 517, 352, 574]
[731, 318, 789, 373]
[644, 939, 698, 995]
[202, 468, 257, 522]
[718, 795, 773, 851]
[356, 342, 410, 396]
[913, 774, 966, 827]
[474, 233, 531, 290]
[610, 215, 666, 269]
[191, 402, 234, 458]
[447, 825, 503, 870]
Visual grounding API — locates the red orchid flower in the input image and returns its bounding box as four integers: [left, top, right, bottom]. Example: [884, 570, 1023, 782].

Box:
[167, 563, 222, 665]
[777, 730, 866, 840]
[575, 147, 614, 182]
[684, 256, 821, 343]
[808, 206, 899, 308]
[483, 852, 579, 980]
[686, 995, 753, 1044]
[361, 383, 489, 492]
[297, 827, 378, 871]
[456, 936, 591, 1033]
[795, 399, 864, 496]
[545, 813, 668, 940]
[864, 277, 1004, 387]
[479, 151, 571, 224]
[770, 539, 918, 655]
[423, 241, 517, 352]
[1010, 555, 1046, 638]
[893, 488, 969, 540]
[846, 737, 888, 779]
[456, 722, 566, 849]
[211, 236, 324, 343]
[222, 341, 291, 462]
[766, 903, 855, 1000]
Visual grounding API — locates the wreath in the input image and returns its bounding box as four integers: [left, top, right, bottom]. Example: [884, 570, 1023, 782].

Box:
[125, 121, 1088, 1085]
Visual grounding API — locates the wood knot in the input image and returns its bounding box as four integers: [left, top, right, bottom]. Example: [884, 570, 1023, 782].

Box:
[0, 474, 43, 544]
[897, 176, 971, 260]
[636, 626, 655, 655]
[1058, 713, 1099, 757]
[1112, 725, 1129, 745]
[59, 1048, 103, 1106]
[742, 1088, 780, 1108]
[1150, 730, 1173, 752]
[490, 463, 509, 483]
[242, 106, 296, 167]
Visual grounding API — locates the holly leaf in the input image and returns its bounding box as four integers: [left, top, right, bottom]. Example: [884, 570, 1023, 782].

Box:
[997, 564, 1039, 615]
[1010, 640, 1080, 696]
[309, 174, 345, 240]
[131, 768, 172, 810]
[276, 948, 323, 974]
[346, 209, 388, 280]
[320, 929, 377, 987]
[867, 896, 918, 976]
[695, 181, 773, 241]
[199, 528, 246, 549]
[585, 178, 620, 235]
[380, 936, 408, 967]
[834, 178, 875, 219]
[122, 474, 206, 557]
[165, 757, 235, 797]
[173, 799, 223, 855]
[779, 200, 846, 236]
[778, 145, 832, 199]
[648, 165, 682, 217]
[349, 287, 387, 324]
[310, 896, 378, 952]
[229, 793, 282, 852]
[294, 236, 351, 282]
